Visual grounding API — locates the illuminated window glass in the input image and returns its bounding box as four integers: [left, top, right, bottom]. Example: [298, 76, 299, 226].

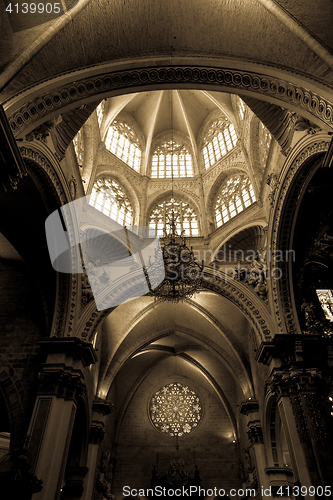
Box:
[96, 101, 106, 126]
[150, 383, 202, 437]
[202, 117, 237, 169]
[148, 198, 199, 237]
[73, 129, 84, 165]
[105, 121, 141, 171]
[151, 140, 193, 178]
[89, 177, 133, 226]
[238, 97, 246, 120]
[215, 175, 256, 228]
[259, 122, 272, 169]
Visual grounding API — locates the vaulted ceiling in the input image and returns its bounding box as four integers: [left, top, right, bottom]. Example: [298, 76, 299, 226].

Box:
[1, 0, 333, 105]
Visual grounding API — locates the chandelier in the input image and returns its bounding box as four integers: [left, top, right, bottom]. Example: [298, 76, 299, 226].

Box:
[144, 89, 203, 302]
[145, 209, 203, 302]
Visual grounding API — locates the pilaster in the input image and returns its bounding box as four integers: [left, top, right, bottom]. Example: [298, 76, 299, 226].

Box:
[81, 399, 113, 500]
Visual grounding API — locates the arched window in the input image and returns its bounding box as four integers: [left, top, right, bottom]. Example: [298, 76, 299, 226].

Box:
[105, 121, 141, 171]
[151, 140, 193, 178]
[259, 122, 272, 168]
[149, 198, 199, 237]
[89, 177, 133, 226]
[96, 100, 106, 126]
[73, 129, 84, 165]
[202, 118, 237, 169]
[238, 97, 246, 120]
[215, 174, 256, 228]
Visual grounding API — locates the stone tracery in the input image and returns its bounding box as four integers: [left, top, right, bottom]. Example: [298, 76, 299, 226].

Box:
[150, 383, 202, 437]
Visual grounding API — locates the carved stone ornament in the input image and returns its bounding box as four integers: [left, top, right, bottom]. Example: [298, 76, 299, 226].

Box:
[268, 368, 321, 398]
[9, 67, 333, 138]
[294, 116, 321, 135]
[266, 173, 279, 206]
[239, 399, 259, 416]
[89, 423, 105, 445]
[37, 370, 85, 402]
[247, 423, 263, 445]
[25, 122, 52, 143]
[243, 447, 255, 474]
[230, 252, 269, 302]
[68, 176, 77, 200]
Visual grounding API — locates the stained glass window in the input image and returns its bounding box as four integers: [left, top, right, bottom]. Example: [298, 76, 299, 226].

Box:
[105, 121, 141, 171]
[202, 118, 237, 169]
[73, 129, 84, 165]
[150, 383, 202, 437]
[89, 177, 133, 226]
[151, 140, 193, 178]
[148, 198, 199, 237]
[215, 174, 256, 228]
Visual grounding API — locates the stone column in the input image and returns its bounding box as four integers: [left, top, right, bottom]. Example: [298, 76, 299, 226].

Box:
[268, 368, 333, 490]
[81, 400, 113, 500]
[26, 338, 97, 500]
[257, 334, 333, 493]
[240, 399, 270, 495]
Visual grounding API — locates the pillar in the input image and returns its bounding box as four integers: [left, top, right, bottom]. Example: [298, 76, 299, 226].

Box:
[240, 399, 270, 495]
[81, 400, 113, 500]
[25, 338, 97, 500]
[257, 334, 333, 495]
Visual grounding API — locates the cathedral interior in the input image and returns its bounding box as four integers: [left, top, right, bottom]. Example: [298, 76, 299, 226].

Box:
[1, 1, 333, 499]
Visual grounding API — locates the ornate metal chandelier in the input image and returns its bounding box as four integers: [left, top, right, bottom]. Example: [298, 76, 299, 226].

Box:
[144, 89, 203, 302]
[145, 209, 203, 302]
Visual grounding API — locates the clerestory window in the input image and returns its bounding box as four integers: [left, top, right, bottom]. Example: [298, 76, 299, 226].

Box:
[215, 174, 256, 228]
[151, 140, 193, 178]
[89, 177, 133, 226]
[203, 118, 237, 169]
[149, 198, 199, 237]
[105, 121, 141, 171]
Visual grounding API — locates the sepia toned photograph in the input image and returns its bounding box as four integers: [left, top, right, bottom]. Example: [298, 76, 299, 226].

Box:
[0, 1, 333, 499]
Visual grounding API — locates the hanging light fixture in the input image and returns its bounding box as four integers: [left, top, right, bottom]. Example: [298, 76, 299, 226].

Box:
[145, 90, 203, 302]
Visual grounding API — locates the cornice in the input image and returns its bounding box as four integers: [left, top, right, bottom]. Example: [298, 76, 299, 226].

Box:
[6, 65, 333, 139]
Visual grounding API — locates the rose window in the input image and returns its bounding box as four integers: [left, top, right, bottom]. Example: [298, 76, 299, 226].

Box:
[149, 383, 202, 437]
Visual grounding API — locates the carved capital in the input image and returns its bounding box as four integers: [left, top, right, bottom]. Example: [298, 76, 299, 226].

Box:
[247, 423, 263, 445]
[92, 399, 113, 416]
[37, 370, 85, 402]
[89, 423, 105, 446]
[268, 368, 321, 398]
[38, 337, 98, 367]
[239, 399, 259, 416]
